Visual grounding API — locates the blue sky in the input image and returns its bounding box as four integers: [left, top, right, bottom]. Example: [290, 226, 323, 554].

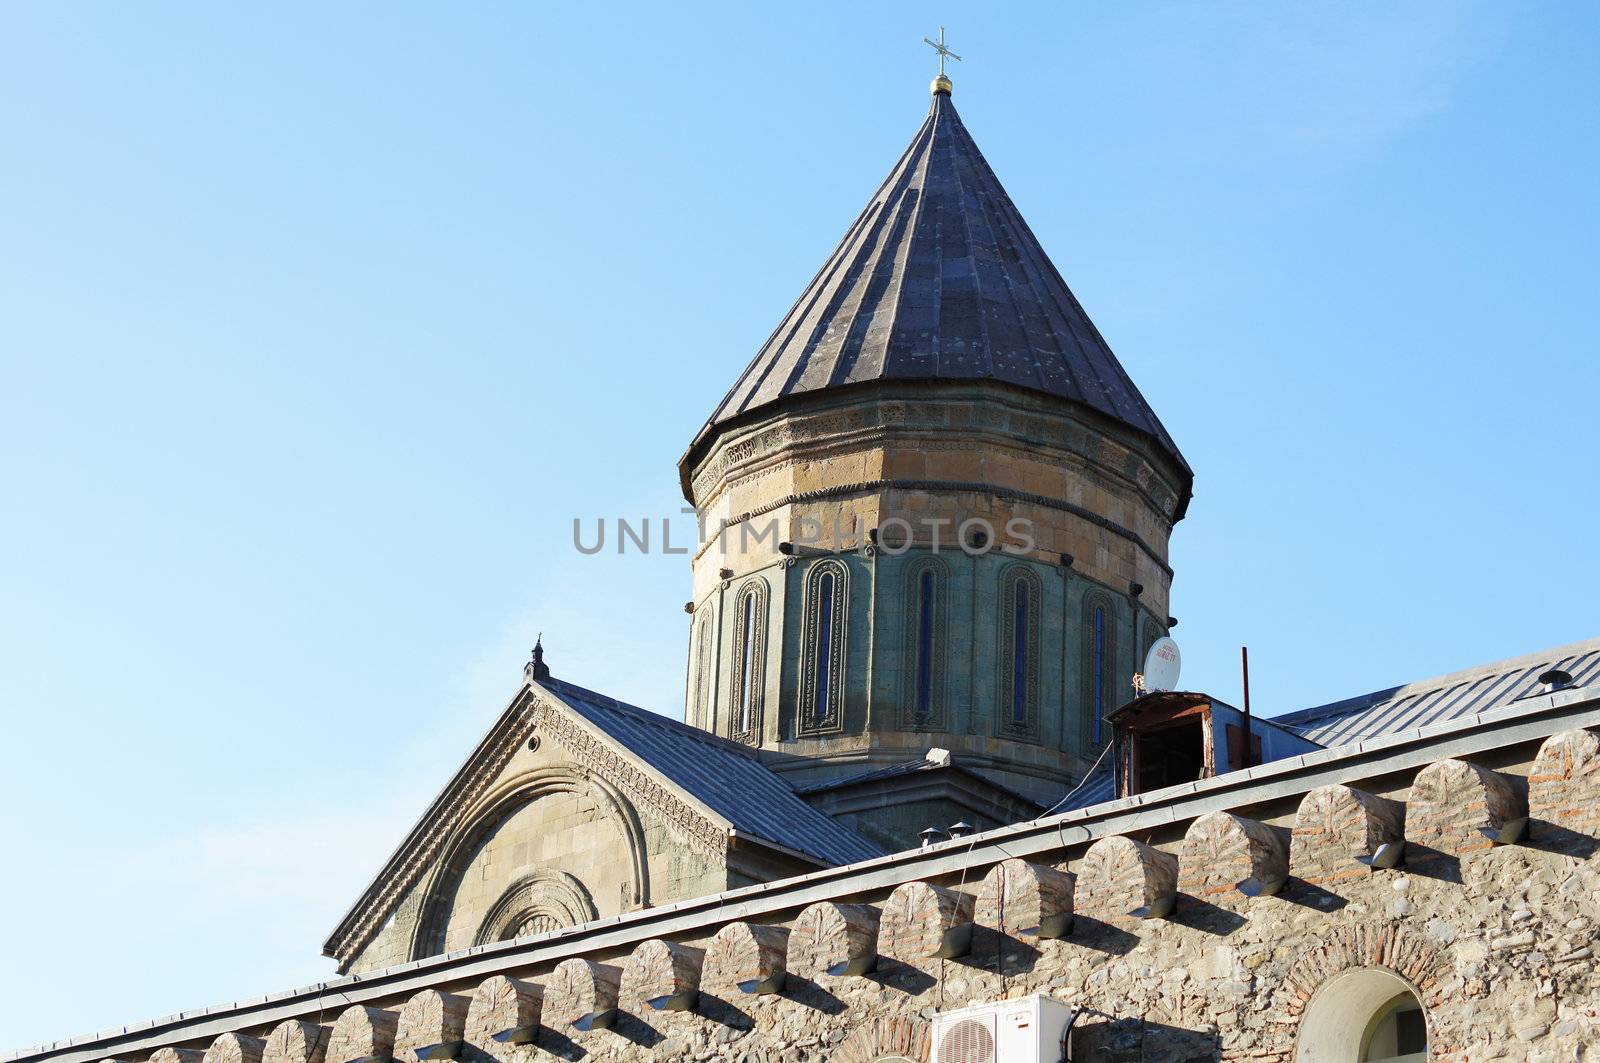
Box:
[3, 0, 1597, 1047]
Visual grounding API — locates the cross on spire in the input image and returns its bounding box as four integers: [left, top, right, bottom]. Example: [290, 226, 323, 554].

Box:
[923, 27, 961, 77]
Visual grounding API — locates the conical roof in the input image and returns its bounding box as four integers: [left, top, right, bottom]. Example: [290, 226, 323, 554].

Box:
[688, 90, 1189, 479]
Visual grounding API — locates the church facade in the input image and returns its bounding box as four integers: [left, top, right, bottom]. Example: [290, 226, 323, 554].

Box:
[13, 76, 1600, 1063]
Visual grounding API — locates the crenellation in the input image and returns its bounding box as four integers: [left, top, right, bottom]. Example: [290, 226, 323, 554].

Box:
[462, 976, 540, 1050]
[260, 1022, 326, 1063]
[30, 737, 1600, 1061]
[199, 1036, 261, 1063]
[391, 991, 468, 1063]
[543, 958, 622, 1034]
[619, 938, 703, 1012]
[324, 1007, 397, 1063]
[877, 880, 974, 962]
[702, 922, 789, 997]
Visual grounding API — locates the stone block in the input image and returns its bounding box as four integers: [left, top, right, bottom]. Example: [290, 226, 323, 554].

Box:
[621, 938, 704, 1012]
[203, 1034, 264, 1063]
[786, 901, 880, 979]
[326, 1007, 397, 1063]
[393, 990, 468, 1063]
[1529, 728, 1600, 842]
[1291, 784, 1405, 885]
[1406, 758, 1527, 864]
[973, 858, 1075, 939]
[464, 975, 541, 1048]
[545, 958, 622, 1032]
[1074, 835, 1178, 923]
[878, 880, 974, 961]
[703, 921, 789, 996]
[262, 1021, 328, 1063]
[1178, 811, 1290, 905]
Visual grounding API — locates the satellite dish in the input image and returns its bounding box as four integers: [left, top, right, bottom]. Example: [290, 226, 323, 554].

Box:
[1142, 637, 1182, 693]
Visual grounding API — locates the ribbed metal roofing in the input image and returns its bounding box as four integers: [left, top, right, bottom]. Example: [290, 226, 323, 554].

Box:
[689, 91, 1188, 478]
[542, 678, 884, 867]
[1272, 636, 1600, 747]
[1051, 636, 1600, 814]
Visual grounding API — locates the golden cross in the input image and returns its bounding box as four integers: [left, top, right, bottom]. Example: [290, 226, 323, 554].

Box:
[923, 27, 962, 77]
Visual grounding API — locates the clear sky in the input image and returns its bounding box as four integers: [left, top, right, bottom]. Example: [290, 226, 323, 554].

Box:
[3, 0, 1597, 1048]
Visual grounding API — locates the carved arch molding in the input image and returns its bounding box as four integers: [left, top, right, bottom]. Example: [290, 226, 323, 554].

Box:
[409, 766, 649, 961]
[473, 869, 597, 945]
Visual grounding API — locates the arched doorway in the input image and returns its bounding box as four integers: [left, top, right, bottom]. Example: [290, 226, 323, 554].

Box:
[1296, 967, 1428, 1062]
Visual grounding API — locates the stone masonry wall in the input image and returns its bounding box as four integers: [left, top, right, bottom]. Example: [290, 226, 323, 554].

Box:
[75, 728, 1600, 1063]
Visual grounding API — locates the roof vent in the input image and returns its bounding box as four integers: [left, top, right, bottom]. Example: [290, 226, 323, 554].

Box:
[1539, 668, 1574, 693]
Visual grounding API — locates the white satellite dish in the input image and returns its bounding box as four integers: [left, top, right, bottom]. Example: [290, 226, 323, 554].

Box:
[1142, 637, 1182, 693]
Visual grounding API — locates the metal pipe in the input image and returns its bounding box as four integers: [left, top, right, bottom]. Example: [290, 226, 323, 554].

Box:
[1240, 646, 1253, 770]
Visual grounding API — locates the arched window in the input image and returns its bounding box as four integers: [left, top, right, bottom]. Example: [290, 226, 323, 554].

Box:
[1296, 968, 1428, 1063]
[691, 608, 715, 730]
[1000, 566, 1041, 737]
[729, 580, 768, 744]
[1081, 593, 1119, 751]
[901, 557, 947, 729]
[798, 560, 848, 735]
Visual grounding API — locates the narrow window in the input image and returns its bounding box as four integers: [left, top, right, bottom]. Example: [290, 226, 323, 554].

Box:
[1011, 580, 1030, 724]
[693, 613, 714, 728]
[814, 571, 835, 720]
[738, 593, 756, 734]
[1001, 567, 1039, 735]
[1093, 605, 1106, 745]
[799, 561, 847, 734]
[915, 568, 935, 717]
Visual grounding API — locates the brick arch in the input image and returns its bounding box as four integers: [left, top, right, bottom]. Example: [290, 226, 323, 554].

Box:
[831, 1016, 930, 1063]
[1255, 922, 1454, 1061]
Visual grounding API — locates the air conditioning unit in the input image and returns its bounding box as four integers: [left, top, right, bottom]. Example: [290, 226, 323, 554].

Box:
[931, 994, 1077, 1063]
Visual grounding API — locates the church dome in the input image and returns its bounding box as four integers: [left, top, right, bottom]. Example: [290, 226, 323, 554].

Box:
[685, 90, 1190, 504]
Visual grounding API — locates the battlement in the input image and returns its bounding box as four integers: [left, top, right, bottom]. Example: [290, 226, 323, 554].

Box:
[12, 686, 1600, 1063]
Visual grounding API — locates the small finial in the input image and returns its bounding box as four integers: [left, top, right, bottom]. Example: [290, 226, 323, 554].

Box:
[525, 633, 550, 682]
[923, 27, 961, 95]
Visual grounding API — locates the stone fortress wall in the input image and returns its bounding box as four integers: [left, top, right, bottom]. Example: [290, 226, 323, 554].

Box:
[17, 691, 1600, 1063]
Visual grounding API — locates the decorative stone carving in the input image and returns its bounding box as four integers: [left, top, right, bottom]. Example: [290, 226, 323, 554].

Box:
[1291, 785, 1406, 885]
[1406, 758, 1527, 862]
[530, 698, 725, 854]
[621, 938, 704, 1011]
[787, 901, 880, 979]
[1178, 811, 1291, 904]
[1074, 835, 1178, 923]
[330, 698, 538, 968]
[1529, 728, 1600, 841]
[473, 869, 598, 946]
[203, 1034, 264, 1063]
[974, 858, 1075, 939]
[262, 1020, 328, 1063]
[393, 990, 468, 1063]
[703, 921, 789, 996]
[464, 975, 541, 1048]
[545, 958, 622, 1032]
[326, 1006, 398, 1063]
[878, 880, 974, 961]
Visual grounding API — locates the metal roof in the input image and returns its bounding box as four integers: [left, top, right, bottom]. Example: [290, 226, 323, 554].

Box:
[686, 91, 1189, 485]
[1270, 636, 1600, 747]
[542, 678, 884, 867]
